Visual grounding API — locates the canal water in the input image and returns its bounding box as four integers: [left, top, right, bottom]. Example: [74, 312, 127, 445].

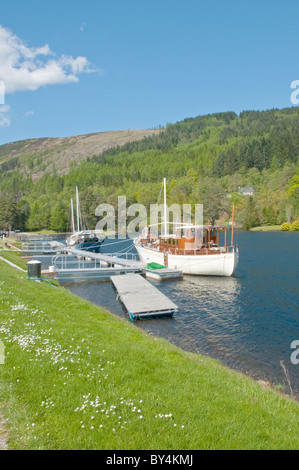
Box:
[38, 232, 299, 396]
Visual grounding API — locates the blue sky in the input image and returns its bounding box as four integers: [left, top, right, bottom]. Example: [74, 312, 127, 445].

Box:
[0, 0, 299, 145]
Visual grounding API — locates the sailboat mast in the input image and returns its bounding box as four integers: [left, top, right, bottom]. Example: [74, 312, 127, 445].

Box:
[163, 177, 167, 236]
[71, 198, 75, 234]
[76, 186, 80, 232]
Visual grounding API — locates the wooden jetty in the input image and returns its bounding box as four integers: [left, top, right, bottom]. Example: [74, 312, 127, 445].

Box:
[52, 248, 144, 283]
[56, 266, 141, 284]
[111, 273, 178, 321]
[63, 247, 145, 269]
[23, 244, 181, 321]
[52, 248, 182, 282]
[21, 242, 62, 255]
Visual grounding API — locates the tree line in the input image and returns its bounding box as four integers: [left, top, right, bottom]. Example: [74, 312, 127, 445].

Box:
[0, 107, 299, 232]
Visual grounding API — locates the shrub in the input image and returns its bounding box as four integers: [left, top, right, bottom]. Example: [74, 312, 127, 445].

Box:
[290, 220, 299, 231]
[281, 222, 291, 231]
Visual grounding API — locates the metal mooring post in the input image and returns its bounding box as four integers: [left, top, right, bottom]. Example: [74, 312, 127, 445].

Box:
[27, 260, 42, 280]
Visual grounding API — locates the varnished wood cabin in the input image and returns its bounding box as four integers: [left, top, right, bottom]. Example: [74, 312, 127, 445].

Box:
[139, 226, 231, 256]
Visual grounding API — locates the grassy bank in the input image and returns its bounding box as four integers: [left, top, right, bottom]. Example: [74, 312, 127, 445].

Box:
[0, 251, 299, 449]
[250, 225, 282, 232]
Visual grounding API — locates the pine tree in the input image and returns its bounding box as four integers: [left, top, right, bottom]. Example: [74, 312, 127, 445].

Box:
[243, 197, 260, 230]
[50, 202, 67, 232]
[0, 196, 18, 231]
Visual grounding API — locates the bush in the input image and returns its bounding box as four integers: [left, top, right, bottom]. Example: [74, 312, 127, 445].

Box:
[281, 222, 291, 231]
[290, 220, 299, 231]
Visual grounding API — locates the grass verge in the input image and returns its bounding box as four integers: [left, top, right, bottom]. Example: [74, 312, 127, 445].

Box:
[250, 225, 282, 232]
[0, 251, 299, 449]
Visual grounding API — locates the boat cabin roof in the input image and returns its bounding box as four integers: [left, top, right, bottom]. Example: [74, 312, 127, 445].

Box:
[157, 225, 226, 238]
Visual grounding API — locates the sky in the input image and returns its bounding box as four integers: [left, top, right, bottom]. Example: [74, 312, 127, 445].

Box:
[0, 0, 299, 145]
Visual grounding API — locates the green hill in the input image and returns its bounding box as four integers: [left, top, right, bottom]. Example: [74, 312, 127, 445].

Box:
[0, 107, 299, 232]
[0, 129, 161, 181]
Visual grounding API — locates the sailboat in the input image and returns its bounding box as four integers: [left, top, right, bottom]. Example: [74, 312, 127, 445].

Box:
[134, 178, 239, 276]
[65, 187, 106, 253]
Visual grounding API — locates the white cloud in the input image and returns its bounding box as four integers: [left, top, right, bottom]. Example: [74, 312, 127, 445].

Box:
[0, 105, 11, 127]
[0, 25, 95, 94]
[25, 110, 34, 117]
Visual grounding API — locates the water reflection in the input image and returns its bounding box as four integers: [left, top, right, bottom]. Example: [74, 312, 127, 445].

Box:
[140, 275, 243, 362]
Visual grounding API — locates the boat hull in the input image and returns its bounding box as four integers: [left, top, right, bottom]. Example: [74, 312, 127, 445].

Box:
[74, 241, 103, 253]
[135, 244, 239, 277]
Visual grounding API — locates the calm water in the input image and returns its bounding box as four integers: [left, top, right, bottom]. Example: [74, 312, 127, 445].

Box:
[39, 232, 299, 396]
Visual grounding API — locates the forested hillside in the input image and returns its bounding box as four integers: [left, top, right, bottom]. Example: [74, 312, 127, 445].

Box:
[0, 129, 161, 181]
[1, 107, 299, 232]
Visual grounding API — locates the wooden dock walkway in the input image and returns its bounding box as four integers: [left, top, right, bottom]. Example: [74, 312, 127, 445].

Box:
[56, 266, 141, 284]
[63, 247, 145, 269]
[111, 273, 178, 321]
[52, 248, 182, 282]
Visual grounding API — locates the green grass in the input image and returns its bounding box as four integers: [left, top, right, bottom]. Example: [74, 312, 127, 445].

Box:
[0, 246, 27, 270]
[21, 230, 58, 235]
[0, 251, 299, 449]
[250, 225, 282, 232]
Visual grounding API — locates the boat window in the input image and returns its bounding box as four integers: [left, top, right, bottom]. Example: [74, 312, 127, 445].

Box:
[196, 228, 203, 239]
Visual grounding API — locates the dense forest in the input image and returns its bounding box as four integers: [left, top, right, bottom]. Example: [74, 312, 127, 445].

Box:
[0, 107, 299, 232]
